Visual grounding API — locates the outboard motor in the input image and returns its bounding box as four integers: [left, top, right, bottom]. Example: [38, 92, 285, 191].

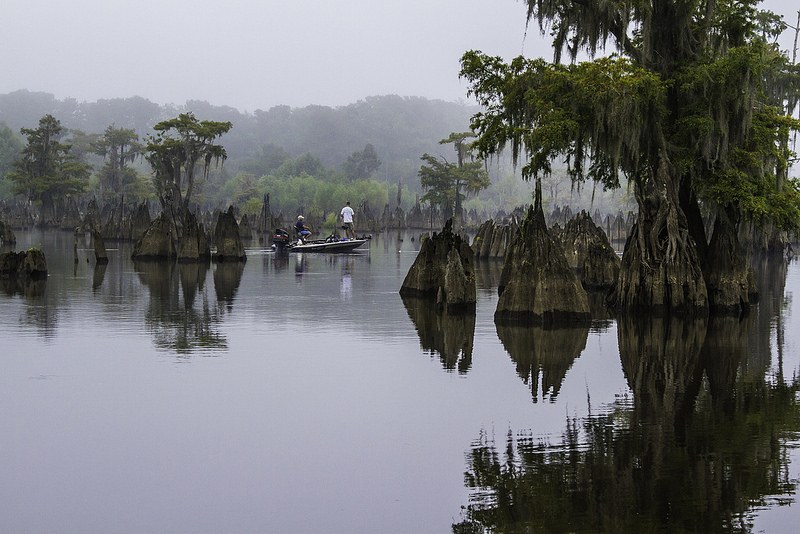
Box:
[272, 228, 291, 249]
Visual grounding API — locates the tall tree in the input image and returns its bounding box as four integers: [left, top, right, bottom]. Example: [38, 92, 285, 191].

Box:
[460, 0, 800, 314]
[343, 143, 382, 180]
[418, 132, 490, 223]
[8, 114, 91, 223]
[93, 125, 142, 201]
[144, 113, 231, 234]
[0, 123, 23, 198]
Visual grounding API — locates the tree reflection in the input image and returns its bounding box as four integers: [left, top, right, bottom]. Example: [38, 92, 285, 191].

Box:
[458, 315, 800, 532]
[214, 261, 244, 312]
[401, 294, 475, 373]
[135, 260, 226, 353]
[496, 322, 589, 403]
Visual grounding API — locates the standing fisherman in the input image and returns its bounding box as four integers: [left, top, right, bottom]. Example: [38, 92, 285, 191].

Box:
[340, 201, 355, 239]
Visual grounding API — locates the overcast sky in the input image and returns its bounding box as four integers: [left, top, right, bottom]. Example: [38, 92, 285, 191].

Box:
[2, 0, 797, 113]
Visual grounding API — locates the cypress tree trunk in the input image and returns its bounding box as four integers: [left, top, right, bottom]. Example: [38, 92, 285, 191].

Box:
[703, 206, 755, 315]
[612, 152, 708, 315]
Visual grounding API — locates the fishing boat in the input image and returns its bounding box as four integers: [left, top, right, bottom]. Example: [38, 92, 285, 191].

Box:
[271, 229, 369, 253]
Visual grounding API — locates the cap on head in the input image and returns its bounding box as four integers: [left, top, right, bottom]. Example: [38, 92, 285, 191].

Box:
[297, 215, 304, 219]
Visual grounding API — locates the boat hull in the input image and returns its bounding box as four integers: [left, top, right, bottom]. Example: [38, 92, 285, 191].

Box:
[288, 238, 368, 253]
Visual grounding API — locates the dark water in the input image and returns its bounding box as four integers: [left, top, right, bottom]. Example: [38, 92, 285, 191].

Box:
[1, 229, 798, 533]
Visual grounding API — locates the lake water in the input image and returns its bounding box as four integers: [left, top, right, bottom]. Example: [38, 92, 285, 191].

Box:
[1, 229, 799, 533]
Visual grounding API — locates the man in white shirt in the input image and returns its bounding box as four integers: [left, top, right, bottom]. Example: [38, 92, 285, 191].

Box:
[340, 201, 355, 239]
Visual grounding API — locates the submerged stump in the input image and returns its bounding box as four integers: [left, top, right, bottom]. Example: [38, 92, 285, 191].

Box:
[495, 191, 590, 326]
[178, 211, 211, 263]
[91, 229, 109, 264]
[131, 213, 177, 261]
[399, 219, 476, 312]
[0, 220, 16, 245]
[556, 210, 620, 291]
[704, 207, 756, 315]
[0, 248, 48, 279]
[213, 206, 247, 263]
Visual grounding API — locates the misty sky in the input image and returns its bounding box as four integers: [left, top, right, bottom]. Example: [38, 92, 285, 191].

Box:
[2, 0, 797, 113]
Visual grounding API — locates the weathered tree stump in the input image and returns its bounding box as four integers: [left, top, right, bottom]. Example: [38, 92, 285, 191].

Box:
[556, 210, 620, 291]
[213, 206, 246, 262]
[178, 211, 211, 263]
[131, 213, 177, 261]
[91, 229, 109, 264]
[130, 202, 152, 242]
[0, 220, 16, 245]
[239, 214, 253, 240]
[495, 188, 590, 325]
[472, 218, 518, 260]
[704, 207, 756, 315]
[399, 218, 476, 312]
[0, 248, 48, 279]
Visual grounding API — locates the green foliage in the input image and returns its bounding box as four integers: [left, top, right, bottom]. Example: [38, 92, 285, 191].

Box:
[461, 53, 665, 187]
[255, 173, 388, 219]
[461, 1, 800, 229]
[343, 143, 381, 180]
[144, 112, 232, 210]
[418, 132, 490, 217]
[7, 114, 91, 203]
[93, 125, 142, 201]
[239, 143, 290, 176]
[0, 122, 23, 199]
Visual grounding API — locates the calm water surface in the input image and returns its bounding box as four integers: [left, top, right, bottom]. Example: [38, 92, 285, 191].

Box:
[1, 229, 799, 533]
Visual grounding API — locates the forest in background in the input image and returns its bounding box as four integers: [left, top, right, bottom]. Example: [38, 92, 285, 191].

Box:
[0, 89, 634, 221]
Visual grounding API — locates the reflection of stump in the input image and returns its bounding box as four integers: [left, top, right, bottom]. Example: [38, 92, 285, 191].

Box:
[496, 322, 588, 402]
[178, 262, 209, 308]
[617, 315, 706, 425]
[702, 315, 750, 414]
[401, 295, 475, 373]
[400, 219, 476, 312]
[92, 263, 107, 290]
[214, 261, 245, 309]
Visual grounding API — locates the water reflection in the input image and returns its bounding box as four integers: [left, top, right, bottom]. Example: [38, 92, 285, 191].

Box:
[475, 260, 503, 293]
[135, 260, 227, 354]
[92, 262, 107, 291]
[458, 315, 800, 532]
[0, 276, 46, 299]
[214, 261, 244, 312]
[340, 257, 353, 300]
[618, 315, 707, 430]
[496, 322, 589, 403]
[401, 295, 475, 373]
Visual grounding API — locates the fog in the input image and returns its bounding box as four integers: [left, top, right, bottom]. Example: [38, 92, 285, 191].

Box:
[1, 1, 797, 112]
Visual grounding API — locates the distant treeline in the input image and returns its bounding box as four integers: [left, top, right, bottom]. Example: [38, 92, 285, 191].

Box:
[0, 90, 479, 186]
[0, 90, 635, 220]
